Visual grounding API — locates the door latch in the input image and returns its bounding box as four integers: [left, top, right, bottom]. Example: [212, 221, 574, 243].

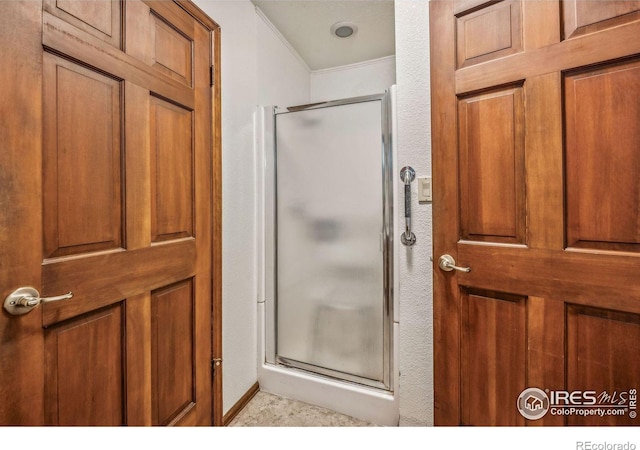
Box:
[3, 287, 73, 316]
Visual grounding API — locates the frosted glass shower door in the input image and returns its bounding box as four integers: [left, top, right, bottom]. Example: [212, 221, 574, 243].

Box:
[275, 97, 390, 387]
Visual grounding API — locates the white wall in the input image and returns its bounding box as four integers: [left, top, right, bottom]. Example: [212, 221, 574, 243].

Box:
[256, 9, 311, 106]
[310, 56, 396, 102]
[193, 0, 310, 415]
[194, 0, 433, 425]
[395, 0, 433, 426]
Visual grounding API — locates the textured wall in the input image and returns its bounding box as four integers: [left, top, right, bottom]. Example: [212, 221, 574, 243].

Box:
[193, 0, 310, 415]
[193, 0, 433, 424]
[310, 56, 396, 102]
[395, 0, 433, 426]
[256, 12, 311, 107]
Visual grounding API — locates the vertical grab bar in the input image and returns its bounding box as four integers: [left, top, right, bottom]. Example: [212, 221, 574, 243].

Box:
[400, 166, 416, 246]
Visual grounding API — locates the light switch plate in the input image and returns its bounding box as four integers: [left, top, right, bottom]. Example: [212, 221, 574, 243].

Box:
[418, 176, 432, 202]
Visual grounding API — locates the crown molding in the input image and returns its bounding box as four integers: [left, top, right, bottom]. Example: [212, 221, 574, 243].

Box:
[255, 6, 312, 74]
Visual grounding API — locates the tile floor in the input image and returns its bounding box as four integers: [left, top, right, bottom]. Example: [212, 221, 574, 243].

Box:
[228, 391, 376, 427]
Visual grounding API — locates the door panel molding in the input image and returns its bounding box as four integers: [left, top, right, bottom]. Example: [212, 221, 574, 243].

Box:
[567, 305, 640, 426]
[458, 85, 526, 244]
[151, 279, 195, 426]
[455, 0, 522, 69]
[44, 303, 125, 426]
[562, 1, 640, 40]
[461, 290, 526, 425]
[43, 0, 122, 47]
[150, 97, 195, 243]
[42, 52, 124, 259]
[564, 58, 640, 252]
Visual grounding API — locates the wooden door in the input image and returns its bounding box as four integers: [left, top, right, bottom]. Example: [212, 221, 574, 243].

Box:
[0, 0, 222, 426]
[431, 0, 640, 425]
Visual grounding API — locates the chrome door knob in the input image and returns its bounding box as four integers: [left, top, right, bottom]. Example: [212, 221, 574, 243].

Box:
[438, 255, 471, 273]
[3, 287, 73, 316]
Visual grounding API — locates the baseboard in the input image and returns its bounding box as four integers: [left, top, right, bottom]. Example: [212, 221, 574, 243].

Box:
[223, 381, 260, 426]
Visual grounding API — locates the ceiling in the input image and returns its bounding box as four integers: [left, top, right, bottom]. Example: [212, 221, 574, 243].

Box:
[251, 0, 395, 71]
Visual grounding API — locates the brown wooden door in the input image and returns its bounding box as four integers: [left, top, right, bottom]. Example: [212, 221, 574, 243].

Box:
[431, 0, 640, 426]
[0, 0, 222, 426]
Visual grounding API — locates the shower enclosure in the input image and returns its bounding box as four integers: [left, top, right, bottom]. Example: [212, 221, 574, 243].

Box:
[264, 92, 394, 391]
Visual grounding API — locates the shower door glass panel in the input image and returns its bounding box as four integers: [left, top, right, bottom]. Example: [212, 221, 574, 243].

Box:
[276, 99, 385, 384]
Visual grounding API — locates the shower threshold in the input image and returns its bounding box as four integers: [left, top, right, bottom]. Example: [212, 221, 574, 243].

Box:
[275, 356, 391, 392]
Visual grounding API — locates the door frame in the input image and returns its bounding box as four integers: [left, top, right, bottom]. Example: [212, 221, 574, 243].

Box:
[179, 0, 224, 426]
[178, 0, 223, 426]
[207, 5, 224, 428]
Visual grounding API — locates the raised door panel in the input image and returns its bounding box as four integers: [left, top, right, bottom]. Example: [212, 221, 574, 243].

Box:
[563, 0, 640, 39]
[152, 279, 195, 426]
[565, 59, 640, 252]
[455, 0, 522, 69]
[458, 86, 526, 244]
[43, 0, 121, 48]
[44, 304, 124, 425]
[150, 96, 194, 242]
[152, 13, 193, 86]
[126, 1, 195, 87]
[567, 305, 640, 425]
[461, 290, 526, 426]
[42, 53, 123, 259]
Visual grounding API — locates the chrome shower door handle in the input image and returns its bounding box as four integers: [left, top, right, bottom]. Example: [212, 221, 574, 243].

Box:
[438, 254, 471, 273]
[3, 287, 73, 316]
[400, 166, 416, 246]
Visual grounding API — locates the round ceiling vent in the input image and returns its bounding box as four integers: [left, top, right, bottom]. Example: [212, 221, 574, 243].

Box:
[331, 22, 358, 38]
